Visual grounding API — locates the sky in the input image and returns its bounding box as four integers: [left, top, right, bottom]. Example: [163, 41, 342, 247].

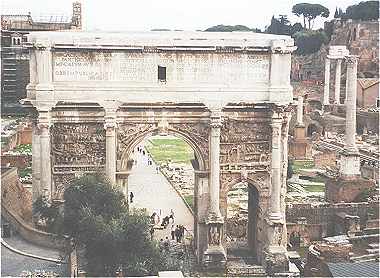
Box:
[1, 0, 362, 32]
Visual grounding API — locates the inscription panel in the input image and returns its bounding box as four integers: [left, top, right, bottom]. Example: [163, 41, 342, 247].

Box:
[53, 51, 270, 84]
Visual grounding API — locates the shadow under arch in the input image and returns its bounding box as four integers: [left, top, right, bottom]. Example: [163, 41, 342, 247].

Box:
[224, 177, 263, 261]
[119, 128, 207, 172]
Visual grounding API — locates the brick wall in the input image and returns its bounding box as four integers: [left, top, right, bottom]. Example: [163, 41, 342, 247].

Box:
[286, 202, 378, 240]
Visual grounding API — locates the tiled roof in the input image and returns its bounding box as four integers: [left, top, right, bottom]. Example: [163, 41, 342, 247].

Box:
[327, 262, 379, 277]
[358, 78, 379, 90]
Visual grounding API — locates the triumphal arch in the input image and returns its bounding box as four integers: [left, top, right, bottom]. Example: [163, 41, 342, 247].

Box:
[25, 31, 295, 273]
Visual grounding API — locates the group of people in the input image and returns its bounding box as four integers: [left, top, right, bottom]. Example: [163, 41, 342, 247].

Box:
[171, 224, 187, 243]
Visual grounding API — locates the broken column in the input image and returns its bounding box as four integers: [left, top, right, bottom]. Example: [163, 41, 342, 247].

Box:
[289, 96, 311, 159]
[323, 57, 330, 105]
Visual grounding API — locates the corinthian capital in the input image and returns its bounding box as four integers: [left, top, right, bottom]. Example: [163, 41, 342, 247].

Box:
[345, 55, 358, 65]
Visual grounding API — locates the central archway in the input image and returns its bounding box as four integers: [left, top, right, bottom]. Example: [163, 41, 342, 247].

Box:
[116, 126, 209, 263]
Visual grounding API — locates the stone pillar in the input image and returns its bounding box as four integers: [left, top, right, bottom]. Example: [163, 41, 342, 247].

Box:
[296, 96, 304, 126]
[203, 110, 226, 270]
[32, 123, 41, 202]
[344, 56, 358, 153]
[269, 117, 283, 222]
[38, 111, 52, 200]
[340, 56, 360, 177]
[323, 58, 330, 105]
[334, 59, 342, 104]
[264, 112, 289, 274]
[103, 102, 118, 185]
[105, 123, 117, 185]
[209, 112, 223, 220]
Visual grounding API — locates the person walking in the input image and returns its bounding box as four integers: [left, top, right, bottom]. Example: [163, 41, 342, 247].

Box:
[171, 225, 176, 240]
[150, 227, 155, 240]
[175, 225, 180, 243]
[129, 191, 134, 203]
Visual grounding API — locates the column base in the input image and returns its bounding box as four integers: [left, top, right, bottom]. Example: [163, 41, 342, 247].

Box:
[202, 245, 226, 272]
[339, 149, 360, 178]
[263, 245, 289, 275]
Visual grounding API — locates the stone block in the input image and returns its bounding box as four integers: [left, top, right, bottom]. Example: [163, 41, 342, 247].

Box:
[264, 246, 289, 275]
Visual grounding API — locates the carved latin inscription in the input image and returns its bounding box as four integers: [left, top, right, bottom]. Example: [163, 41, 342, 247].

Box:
[53, 51, 270, 84]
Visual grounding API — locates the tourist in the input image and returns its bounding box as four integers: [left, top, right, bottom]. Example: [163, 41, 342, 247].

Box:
[129, 191, 134, 203]
[156, 165, 160, 173]
[159, 239, 164, 252]
[150, 227, 155, 240]
[171, 224, 176, 240]
[142, 150, 145, 156]
[164, 236, 170, 252]
[170, 209, 175, 219]
[175, 225, 181, 243]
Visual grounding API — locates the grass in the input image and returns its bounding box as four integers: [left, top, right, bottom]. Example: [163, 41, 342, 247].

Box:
[19, 167, 32, 178]
[183, 195, 194, 211]
[291, 160, 315, 174]
[13, 144, 32, 154]
[146, 138, 194, 164]
[303, 184, 325, 192]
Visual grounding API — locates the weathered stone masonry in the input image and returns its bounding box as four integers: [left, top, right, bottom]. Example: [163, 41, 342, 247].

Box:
[24, 31, 296, 273]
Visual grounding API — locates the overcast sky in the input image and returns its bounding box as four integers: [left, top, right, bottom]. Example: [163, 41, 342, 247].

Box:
[2, 0, 362, 31]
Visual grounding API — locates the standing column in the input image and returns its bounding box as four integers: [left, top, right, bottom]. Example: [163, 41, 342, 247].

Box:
[323, 57, 330, 105]
[334, 59, 342, 104]
[32, 123, 41, 202]
[269, 117, 283, 222]
[38, 112, 52, 200]
[296, 96, 304, 126]
[105, 122, 117, 185]
[208, 111, 223, 220]
[345, 56, 358, 153]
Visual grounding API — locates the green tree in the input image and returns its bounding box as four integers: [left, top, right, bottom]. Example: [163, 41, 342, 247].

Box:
[292, 3, 330, 29]
[293, 29, 328, 55]
[334, 7, 339, 18]
[345, 1, 379, 21]
[204, 24, 261, 32]
[61, 174, 166, 277]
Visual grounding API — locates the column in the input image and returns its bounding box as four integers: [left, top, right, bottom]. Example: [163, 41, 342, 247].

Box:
[323, 58, 330, 105]
[269, 117, 283, 222]
[32, 123, 41, 202]
[296, 96, 304, 126]
[38, 112, 52, 200]
[344, 56, 358, 153]
[208, 111, 223, 220]
[105, 122, 117, 185]
[340, 56, 361, 177]
[334, 59, 342, 104]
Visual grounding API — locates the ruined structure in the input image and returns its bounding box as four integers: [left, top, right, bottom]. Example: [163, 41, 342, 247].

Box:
[325, 54, 375, 203]
[289, 96, 312, 159]
[24, 31, 297, 274]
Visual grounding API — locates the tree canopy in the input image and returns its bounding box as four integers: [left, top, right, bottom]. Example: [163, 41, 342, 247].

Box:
[292, 3, 330, 29]
[204, 24, 261, 32]
[33, 174, 170, 276]
[344, 1, 379, 21]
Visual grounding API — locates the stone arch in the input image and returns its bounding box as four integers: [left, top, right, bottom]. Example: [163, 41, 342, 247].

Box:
[222, 173, 268, 260]
[119, 127, 207, 172]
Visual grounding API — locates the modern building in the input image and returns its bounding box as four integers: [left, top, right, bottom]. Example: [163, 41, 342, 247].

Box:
[0, 1, 82, 114]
